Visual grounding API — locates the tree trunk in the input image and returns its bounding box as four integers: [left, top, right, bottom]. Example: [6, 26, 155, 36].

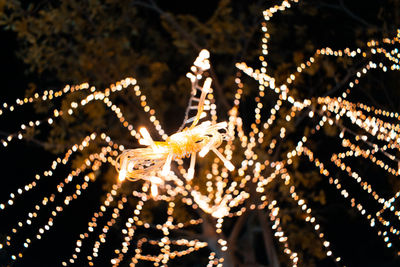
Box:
[258, 210, 279, 267]
[201, 212, 236, 267]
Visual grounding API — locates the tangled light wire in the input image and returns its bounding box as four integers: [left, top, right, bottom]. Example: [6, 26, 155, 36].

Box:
[116, 49, 234, 199]
[0, 0, 400, 266]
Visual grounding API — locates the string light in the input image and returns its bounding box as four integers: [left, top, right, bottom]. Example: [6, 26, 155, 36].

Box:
[3, 142, 122, 261]
[0, 82, 91, 117]
[0, 77, 165, 147]
[302, 147, 397, 249]
[116, 50, 235, 203]
[0, 134, 96, 212]
[266, 199, 299, 266]
[62, 183, 122, 266]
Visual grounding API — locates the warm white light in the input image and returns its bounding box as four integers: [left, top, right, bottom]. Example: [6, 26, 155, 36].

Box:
[199, 142, 213, 157]
[161, 154, 172, 176]
[202, 77, 212, 93]
[139, 127, 156, 149]
[118, 170, 126, 182]
[211, 147, 235, 171]
[199, 49, 210, 59]
[151, 183, 158, 197]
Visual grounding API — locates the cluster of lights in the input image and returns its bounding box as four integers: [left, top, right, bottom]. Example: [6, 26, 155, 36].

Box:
[302, 147, 396, 250]
[62, 183, 122, 266]
[206, 252, 224, 267]
[232, 0, 343, 264]
[4, 140, 122, 261]
[128, 237, 208, 266]
[121, 200, 209, 267]
[111, 197, 145, 267]
[4, 156, 101, 261]
[1, 0, 400, 266]
[319, 97, 400, 151]
[295, 99, 400, 253]
[0, 77, 164, 148]
[116, 49, 235, 201]
[0, 134, 96, 212]
[233, 0, 400, 265]
[0, 82, 91, 117]
[266, 200, 299, 266]
[88, 197, 127, 266]
[337, 139, 398, 175]
[280, 166, 341, 262]
[1, 132, 122, 261]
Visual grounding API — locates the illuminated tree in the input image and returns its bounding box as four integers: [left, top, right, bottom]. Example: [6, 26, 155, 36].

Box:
[0, 0, 400, 266]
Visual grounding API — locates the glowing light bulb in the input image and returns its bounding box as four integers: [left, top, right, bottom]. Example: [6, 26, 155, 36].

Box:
[187, 168, 194, 180]
[211, 147, 235, 171]
[118, 170, 126, 182]
[161, 154, 172, 176]
[139, 127, 156, 149]
[199, 49, 210, 59]
[151, 183, 159, 197]
[202, 78, 212, 93]
[199, 137, 215, 157]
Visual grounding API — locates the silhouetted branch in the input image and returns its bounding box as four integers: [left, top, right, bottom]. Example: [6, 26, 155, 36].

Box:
[133, 0, 231, 111]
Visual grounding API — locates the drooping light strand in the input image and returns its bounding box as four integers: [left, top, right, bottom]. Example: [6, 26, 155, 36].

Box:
[62, 183, 122, 266]
[0, 133, 96, 212]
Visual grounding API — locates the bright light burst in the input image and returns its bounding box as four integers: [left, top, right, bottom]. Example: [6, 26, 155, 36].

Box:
[1, 0, 400, 266]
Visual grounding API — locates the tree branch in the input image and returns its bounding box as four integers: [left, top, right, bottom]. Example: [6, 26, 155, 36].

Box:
[133, 0, 231, 112]
[311, 0, 377, 29]
[322, 59, 368, 97]
[338, 0, 372, 28]
[0, 129, 62, 150]
[257, 210, 279, 267]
